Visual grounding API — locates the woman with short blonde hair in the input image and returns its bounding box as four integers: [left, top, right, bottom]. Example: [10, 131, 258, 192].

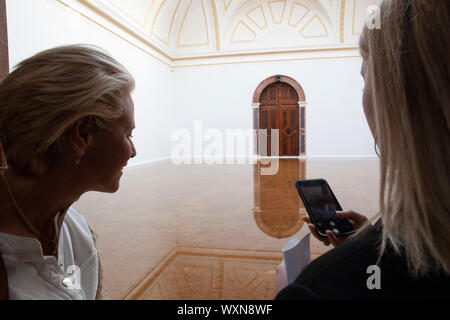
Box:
[276, 0, 449, 299]
[0, 44, 135, 175]
[0, 44, 137, 300]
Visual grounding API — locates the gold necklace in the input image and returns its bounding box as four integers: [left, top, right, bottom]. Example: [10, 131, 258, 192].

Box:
[0, 170, 58, 256]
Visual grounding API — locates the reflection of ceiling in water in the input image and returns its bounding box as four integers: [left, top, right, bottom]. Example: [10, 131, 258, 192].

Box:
[58, 0, 378, 65]
[123, 245, 283, 300]
[123, 244, 325, 300]
[253, 159, 307, 238]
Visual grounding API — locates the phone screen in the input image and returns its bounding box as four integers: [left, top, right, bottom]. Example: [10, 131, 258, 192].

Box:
[295, 179, 355, 237]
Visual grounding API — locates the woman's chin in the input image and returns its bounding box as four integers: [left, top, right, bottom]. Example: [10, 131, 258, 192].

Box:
[110, 176, 122, 192]
[102, 176, 122, 193]
[91, 171, 122, 193]
[110, 180, 121, 192]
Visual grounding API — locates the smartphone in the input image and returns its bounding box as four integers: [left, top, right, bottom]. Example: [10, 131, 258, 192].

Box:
[295, 179, 355, 237]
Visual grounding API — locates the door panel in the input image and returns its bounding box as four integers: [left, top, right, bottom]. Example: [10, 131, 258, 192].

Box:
[259, 82, 300, 156]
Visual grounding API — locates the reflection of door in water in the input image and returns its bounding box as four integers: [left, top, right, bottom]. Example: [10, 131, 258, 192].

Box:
[253, 159, 306, 239]
[259, 82, 299, 156]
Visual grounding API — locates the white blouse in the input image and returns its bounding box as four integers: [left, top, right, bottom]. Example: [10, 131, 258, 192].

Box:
[0, 207, 98, 300]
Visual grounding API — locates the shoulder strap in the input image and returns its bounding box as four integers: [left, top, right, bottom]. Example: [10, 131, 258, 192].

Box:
[0, 253, 9, 300]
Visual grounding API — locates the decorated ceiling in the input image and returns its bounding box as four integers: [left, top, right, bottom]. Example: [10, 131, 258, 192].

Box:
[59, 0, 377, 65]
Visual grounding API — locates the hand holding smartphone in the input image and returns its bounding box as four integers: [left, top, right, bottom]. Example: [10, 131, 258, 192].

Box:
[295, 179, 355, 237]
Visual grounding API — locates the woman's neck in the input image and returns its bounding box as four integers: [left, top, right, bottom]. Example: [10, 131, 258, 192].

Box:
[1, 167, 84, 235]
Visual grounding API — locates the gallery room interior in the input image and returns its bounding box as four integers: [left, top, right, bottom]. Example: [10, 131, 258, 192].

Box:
[0, 0, 380, 299]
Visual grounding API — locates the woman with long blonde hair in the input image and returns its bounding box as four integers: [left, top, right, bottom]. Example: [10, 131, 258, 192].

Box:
[276, 0, 449, 299]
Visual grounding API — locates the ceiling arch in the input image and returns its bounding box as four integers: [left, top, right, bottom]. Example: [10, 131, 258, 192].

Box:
[223, 0, 337, 52]
[61, 0, 378, 64]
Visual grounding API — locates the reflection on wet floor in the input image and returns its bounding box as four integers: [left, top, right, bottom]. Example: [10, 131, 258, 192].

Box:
[74, 158, 379, 299]
[253, 159, 306, 239]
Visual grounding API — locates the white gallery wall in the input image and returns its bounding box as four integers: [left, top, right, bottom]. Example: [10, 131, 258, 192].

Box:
[6, 0, 376, 167]
[6, 0, 175, 167]
[172, 56, 375, 158]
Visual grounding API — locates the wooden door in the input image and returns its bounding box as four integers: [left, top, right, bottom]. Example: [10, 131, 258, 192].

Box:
[259, 82, 299, 156]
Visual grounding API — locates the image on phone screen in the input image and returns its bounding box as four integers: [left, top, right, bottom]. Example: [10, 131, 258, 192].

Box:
[295, 179, 355, 237]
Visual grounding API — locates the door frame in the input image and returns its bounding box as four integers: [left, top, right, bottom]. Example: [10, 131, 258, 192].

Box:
[252, 75, 307, 158]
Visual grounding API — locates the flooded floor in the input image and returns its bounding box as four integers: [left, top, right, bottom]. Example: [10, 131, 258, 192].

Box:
[73, 158, 380, 300]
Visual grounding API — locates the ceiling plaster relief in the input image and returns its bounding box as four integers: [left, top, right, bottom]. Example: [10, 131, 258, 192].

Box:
[247, 6, 267, 29]
[177, 0, 210, 47]
[57, 0, 377, 67]
[224, 0, 335, 52]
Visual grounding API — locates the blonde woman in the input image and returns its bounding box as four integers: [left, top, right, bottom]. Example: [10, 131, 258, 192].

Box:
[0, 45, 136, 299]
[276, 0, 449, 299]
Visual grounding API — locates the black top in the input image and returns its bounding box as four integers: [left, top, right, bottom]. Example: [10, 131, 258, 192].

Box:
[275, 220, 450, 300]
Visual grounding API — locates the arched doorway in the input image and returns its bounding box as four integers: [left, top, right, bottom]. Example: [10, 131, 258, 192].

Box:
[252, 75, 306, 157]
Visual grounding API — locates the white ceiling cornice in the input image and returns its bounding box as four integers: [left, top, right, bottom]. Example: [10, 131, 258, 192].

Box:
[56, 0, 377, 67]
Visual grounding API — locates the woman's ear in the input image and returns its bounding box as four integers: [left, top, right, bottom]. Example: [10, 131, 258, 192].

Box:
[68, 117, 96, 159]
